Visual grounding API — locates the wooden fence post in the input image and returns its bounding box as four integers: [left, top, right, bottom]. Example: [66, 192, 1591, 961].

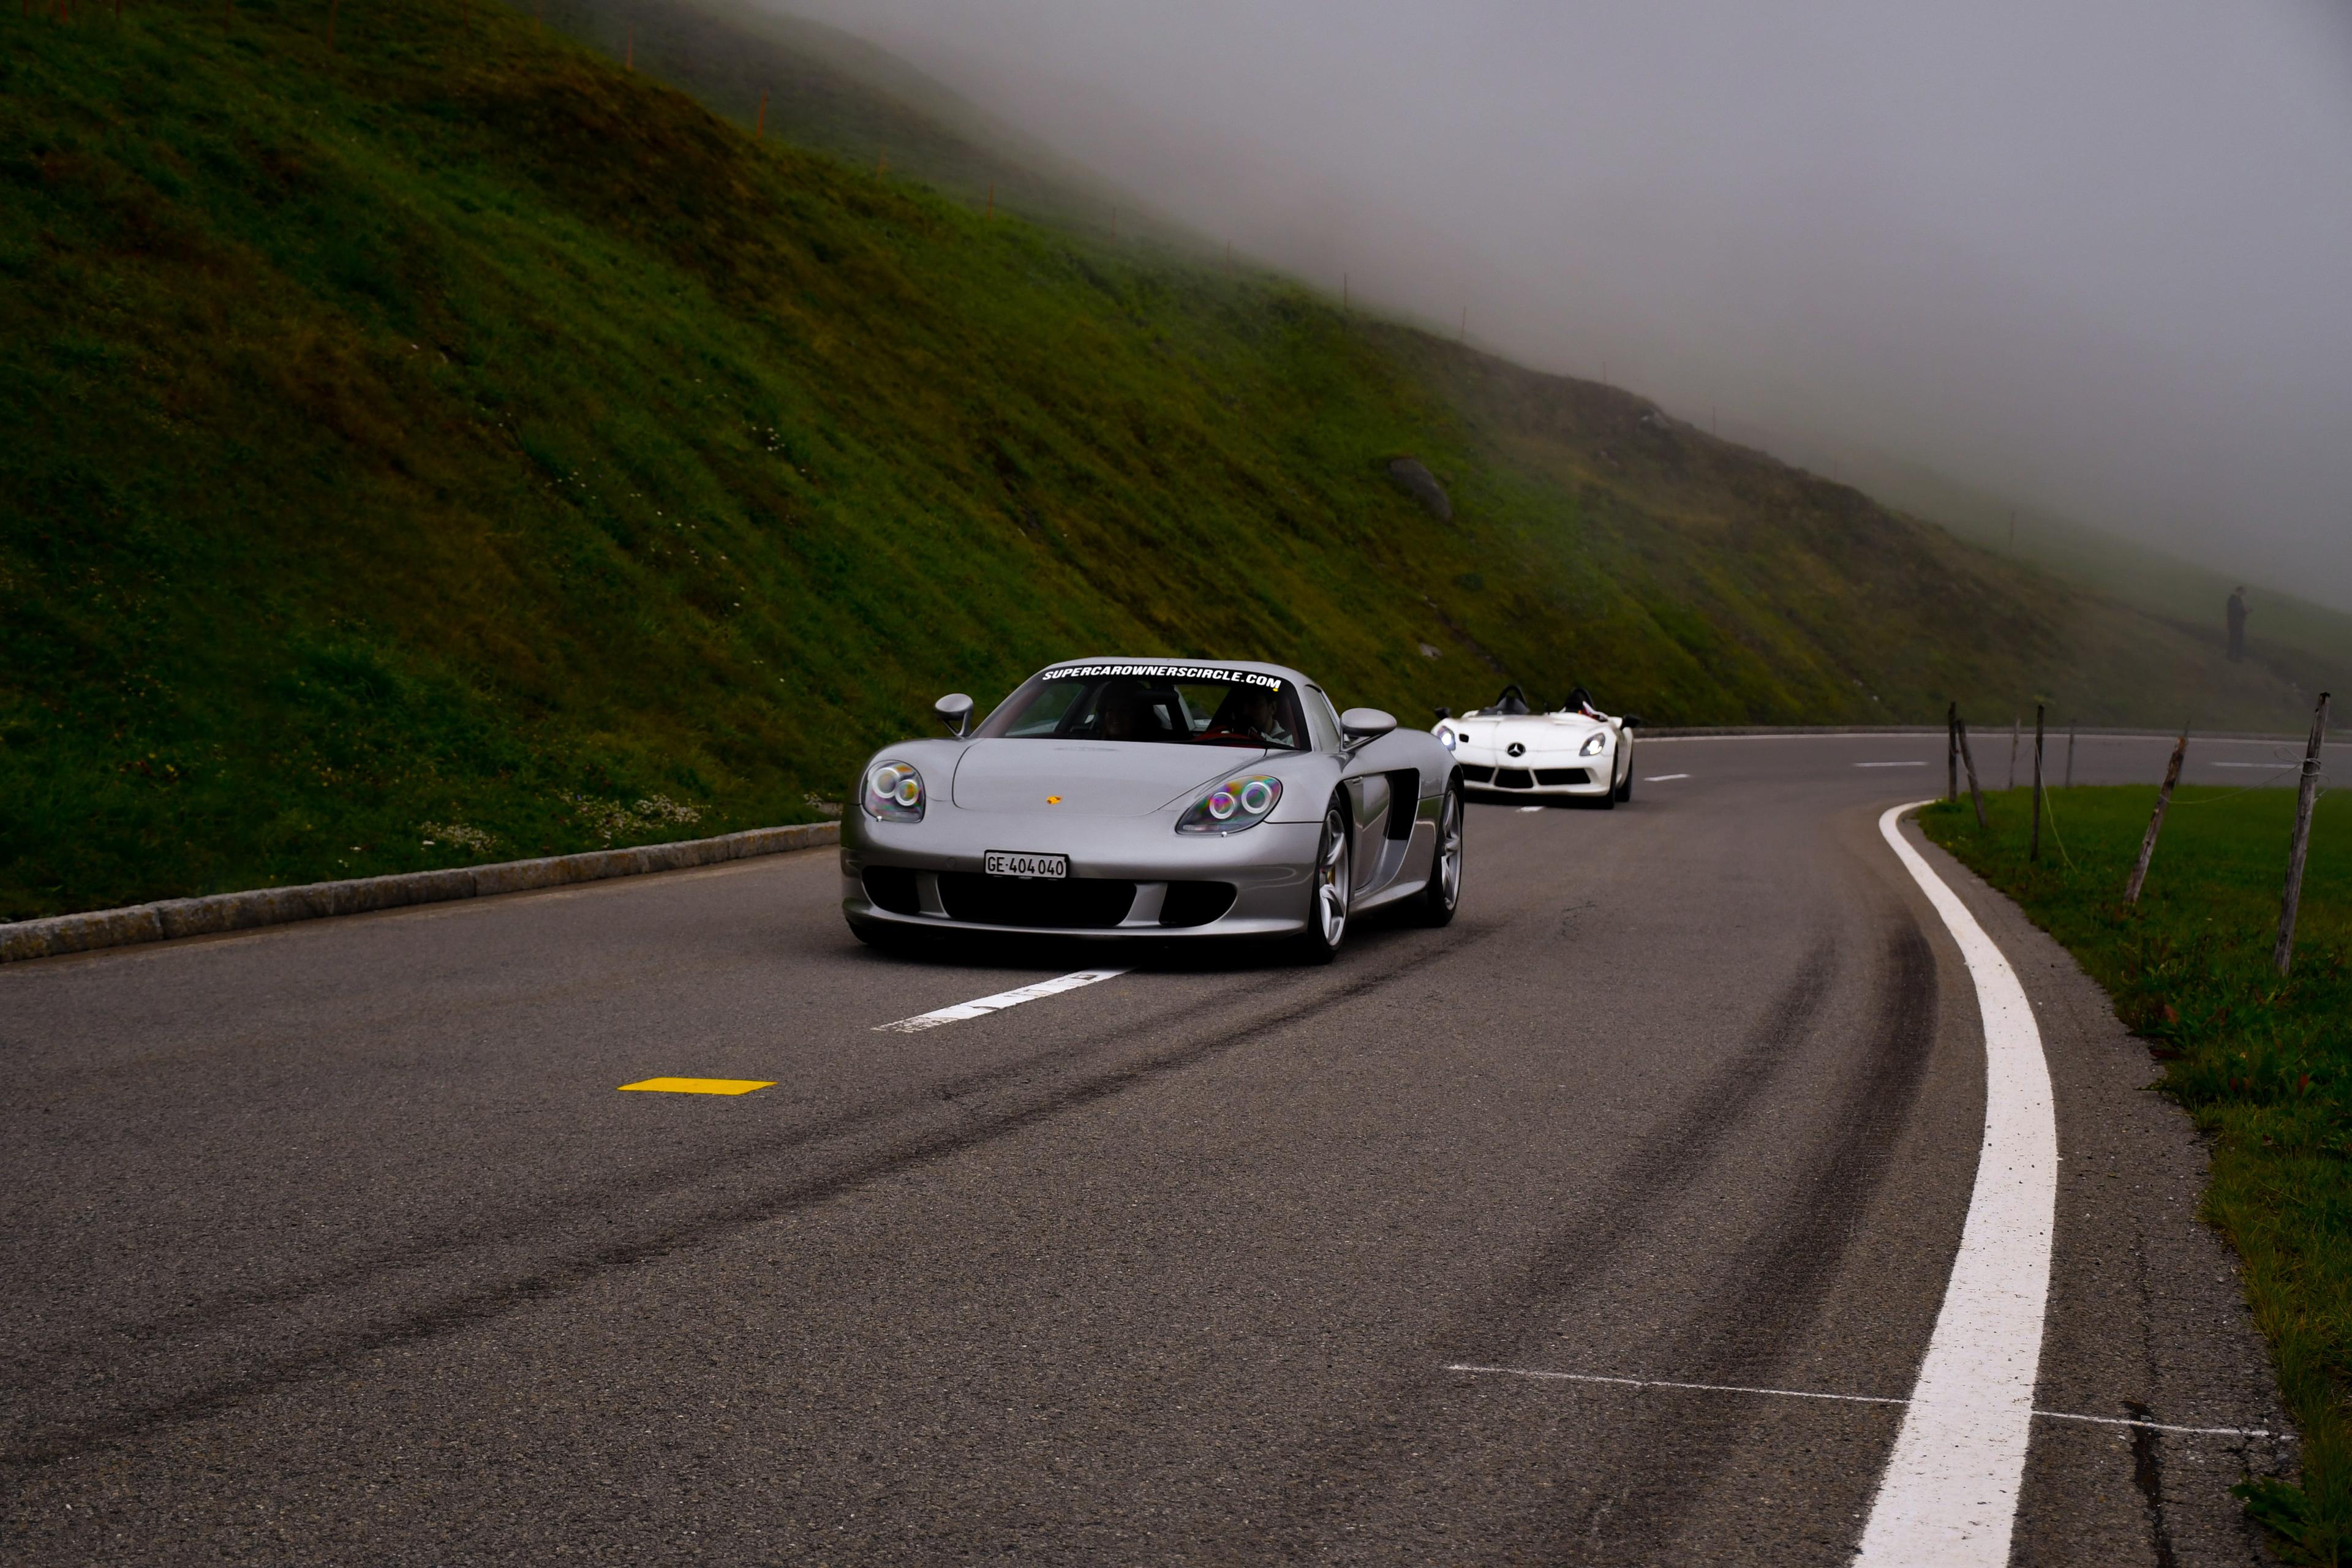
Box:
[2008, 713, 2020, 790]
[2030, 704, 2046, 861]
[2065, 726, 2076, 788]
[1957, 714, 1988, 829]
[2273, 692, 2332, 975]
[1946, 701, 1958, 804]
[2125, 727, 2190, 905]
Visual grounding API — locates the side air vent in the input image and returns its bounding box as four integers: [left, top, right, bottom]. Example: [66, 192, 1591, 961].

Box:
[1459, 764, 1496, 783]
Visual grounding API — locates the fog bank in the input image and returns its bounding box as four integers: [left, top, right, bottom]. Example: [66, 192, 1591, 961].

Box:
[778, 0, 2352, 608]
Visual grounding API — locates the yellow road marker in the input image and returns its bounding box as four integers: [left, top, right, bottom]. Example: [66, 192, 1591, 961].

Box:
[617, 1077, 774, 1096]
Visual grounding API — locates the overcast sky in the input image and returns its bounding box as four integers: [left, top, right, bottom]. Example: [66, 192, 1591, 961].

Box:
[783, 1, 2352, 607]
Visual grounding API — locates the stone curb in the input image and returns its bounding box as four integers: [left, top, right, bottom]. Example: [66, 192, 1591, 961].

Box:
[0, 821, 842, 965]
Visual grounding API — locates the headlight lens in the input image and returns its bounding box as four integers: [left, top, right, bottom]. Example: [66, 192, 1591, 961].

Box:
[1580, 732, 1609, 756]
[1439, 728, 1457, 752]
[1178, 774, 1283, 834]
[864, 760, 925, 821]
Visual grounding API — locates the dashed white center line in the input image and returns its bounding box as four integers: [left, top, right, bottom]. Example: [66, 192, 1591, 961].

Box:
[875, 969, 1127, 1033]
[1854, 760, 1928, 767]
[1518, 805, 1543, 812]
[1645, 773, 1691, 782]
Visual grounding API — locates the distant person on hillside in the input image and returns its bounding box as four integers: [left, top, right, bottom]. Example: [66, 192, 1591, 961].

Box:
[2226, 587, 2250, 662]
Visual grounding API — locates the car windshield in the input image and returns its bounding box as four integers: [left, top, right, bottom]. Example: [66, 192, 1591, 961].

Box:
[978, 663, 1309, 749]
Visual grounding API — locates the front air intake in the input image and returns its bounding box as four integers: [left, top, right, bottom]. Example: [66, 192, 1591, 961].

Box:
[1159, 881, 1237, 928]
[861, 865, 921, 915]
[937, 873, 1137, 929]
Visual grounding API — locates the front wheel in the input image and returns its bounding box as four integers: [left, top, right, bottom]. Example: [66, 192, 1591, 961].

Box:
[1613, 744, 1634, 803]
[1292, 796, 1353, 964]
[1413, 782, 1464, 926]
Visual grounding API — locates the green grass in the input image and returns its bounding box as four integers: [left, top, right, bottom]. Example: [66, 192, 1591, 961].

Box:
[0, 0, 2327, 919]
[1923, 784, 2351, 1561]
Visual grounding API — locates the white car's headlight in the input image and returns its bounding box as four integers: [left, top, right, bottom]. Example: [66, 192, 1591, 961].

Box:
[1177, 775, 1282, 834]
[1580, 732, 1609, 756]
[1439, 728, 1458, 752]
[864, 760, 925, 822]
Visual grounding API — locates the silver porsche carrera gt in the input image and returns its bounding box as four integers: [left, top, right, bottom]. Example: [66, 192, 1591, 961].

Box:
[840, 658, 1464, 960]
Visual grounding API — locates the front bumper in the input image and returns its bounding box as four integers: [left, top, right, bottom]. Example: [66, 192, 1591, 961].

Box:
[841, 810, 1322, 941]
[1456, 760, 1609, 797]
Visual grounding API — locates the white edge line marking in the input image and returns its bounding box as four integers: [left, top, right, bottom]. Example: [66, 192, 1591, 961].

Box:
[1855, 802, 2057, 1566]
[1645, 773, 1691, 782]
[1854, 760, 1929, 767]
[1438, 1365, 2284, 1440]
[875, 968, 1128, 1033]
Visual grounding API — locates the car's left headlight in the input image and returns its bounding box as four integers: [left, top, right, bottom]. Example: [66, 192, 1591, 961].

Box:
[1177, 775, 1282, 834]
[864, 760, 925, 822]
[1439, 728, 1458, 752]
[1580, 732, 1610, 756]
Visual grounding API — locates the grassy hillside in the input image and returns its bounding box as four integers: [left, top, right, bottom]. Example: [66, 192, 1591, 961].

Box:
[0, 0, 2323, 919]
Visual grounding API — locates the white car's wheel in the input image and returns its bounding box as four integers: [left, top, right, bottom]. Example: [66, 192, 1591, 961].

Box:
[1295, 796, 1352, 963]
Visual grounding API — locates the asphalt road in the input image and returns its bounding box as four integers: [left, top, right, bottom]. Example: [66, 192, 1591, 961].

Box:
[2, 731, 2320, 1564]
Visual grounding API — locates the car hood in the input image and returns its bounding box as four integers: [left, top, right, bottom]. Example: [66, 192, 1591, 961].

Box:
[1450, 714, 1610, 755]
[950, 739, 1273, 816]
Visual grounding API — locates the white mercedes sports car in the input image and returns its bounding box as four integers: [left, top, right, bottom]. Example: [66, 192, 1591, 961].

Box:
[1434, 684, 1640, 806]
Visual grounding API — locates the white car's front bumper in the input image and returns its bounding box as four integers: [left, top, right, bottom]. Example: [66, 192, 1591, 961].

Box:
[1455, 759, 1610, 797]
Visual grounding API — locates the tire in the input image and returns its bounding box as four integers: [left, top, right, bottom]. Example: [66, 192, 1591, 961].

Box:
[1413, 782, 1464, 926]
[1292, 795, 1353, 964]
[1613, 744, 1634, 803]
[1594, 769, 1618, 810]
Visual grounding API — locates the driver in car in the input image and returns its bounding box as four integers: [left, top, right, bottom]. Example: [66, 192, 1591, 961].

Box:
[1199, 687, 1278, 744]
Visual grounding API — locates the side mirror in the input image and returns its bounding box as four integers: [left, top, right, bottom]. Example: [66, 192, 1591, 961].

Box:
[1622, 715, 1644, 729]
[1340, 707, 1397, 746]
[1433, 706, 1451, 722]
[935, 692, 974, 738]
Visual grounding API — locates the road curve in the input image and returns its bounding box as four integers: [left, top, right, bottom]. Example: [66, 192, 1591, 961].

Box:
[0, 733, 2296, 1563]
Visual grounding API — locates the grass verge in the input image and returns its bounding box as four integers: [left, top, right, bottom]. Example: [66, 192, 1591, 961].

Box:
[1922, 783, 2350, 1562]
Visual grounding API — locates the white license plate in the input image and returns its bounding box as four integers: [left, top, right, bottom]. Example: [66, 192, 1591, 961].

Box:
[984, 851, 1068, 880]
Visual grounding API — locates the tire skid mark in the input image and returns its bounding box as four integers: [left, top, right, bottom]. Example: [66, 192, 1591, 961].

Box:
[1458, 933, 1843, 1352]
[1222, 932, 1843, 1562]
[1, 921, 1499, 1476]
[1547, 920, 1939, 1559]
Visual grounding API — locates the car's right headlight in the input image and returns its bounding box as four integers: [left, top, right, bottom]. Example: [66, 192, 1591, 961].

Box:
[1177, 775, 1282, 834]
[1438, 728, 1458, 752]
[1580, 732, 1610, 756]
[864, 760, 925, 822]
